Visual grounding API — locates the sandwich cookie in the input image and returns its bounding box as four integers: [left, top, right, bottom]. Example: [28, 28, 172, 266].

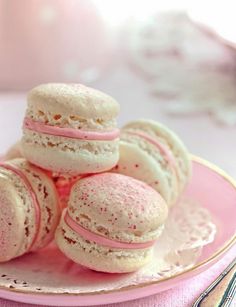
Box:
[113, 119, 191, 206]
[0, 158, 61, 262]
[55, 173, 168, 273]
[21, 83, 120, 175]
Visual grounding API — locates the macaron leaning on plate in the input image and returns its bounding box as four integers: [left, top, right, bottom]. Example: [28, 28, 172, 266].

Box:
[0, 158, 61, 262]
[113, 119, 191, 207]
[55, 173, 168, 273]
[21, 83, 120, 175]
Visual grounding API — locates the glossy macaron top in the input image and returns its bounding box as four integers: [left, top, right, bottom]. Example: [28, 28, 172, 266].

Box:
[26, 83, 120, 126]
[67, 173, 168, 244]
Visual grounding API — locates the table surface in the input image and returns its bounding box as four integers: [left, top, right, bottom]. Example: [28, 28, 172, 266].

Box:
[0, 66, 235, 307]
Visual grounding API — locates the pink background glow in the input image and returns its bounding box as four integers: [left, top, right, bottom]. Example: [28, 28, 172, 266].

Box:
[0, 0, 112, 90]
[0, 1, 235, 306]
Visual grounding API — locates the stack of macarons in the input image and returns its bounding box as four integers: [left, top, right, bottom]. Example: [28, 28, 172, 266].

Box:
[0, 83, 191, 273]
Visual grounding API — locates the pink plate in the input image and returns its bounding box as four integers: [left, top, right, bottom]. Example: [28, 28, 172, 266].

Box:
[0, 156, 235, 306]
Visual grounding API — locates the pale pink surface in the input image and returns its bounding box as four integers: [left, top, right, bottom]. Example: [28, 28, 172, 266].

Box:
[0, 88, 235, 306]
[24, 118, 120, 140]
[0, 0, 112, 90]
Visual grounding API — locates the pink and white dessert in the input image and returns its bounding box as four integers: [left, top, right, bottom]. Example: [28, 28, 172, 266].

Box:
[0, 158, 61, 262]
[113, 119, 191, 207]
[21, 83, 120, 175]
[55, 173, 168, 273]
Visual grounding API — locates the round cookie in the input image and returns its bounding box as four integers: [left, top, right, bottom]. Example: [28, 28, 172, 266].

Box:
[21, 83, 120, 175]
[55, 173, 168, 273]
[0, 158, 61, 262]
[113, 119, 191, 206]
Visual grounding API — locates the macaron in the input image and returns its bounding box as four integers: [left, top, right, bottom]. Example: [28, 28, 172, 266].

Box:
[55, 173, 168, 273]
[113, 119, 191, 206]
[21, 83, 120, 175]
[0, 158, 61, 262]
[5, 141, 23, 160]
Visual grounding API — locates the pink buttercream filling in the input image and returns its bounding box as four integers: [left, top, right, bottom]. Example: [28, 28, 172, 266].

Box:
[0, 163, 41, 252]
[126, 130, 178, 176]
[64, 211, 156, 250]
[23, 118, 120, 141]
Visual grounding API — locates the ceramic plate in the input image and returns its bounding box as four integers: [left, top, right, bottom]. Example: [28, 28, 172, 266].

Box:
[0, 156, 235, 306]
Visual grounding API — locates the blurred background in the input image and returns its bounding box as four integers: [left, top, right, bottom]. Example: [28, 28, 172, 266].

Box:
[0, 0, 236, 176]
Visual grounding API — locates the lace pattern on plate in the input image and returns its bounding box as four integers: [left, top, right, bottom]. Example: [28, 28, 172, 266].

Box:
[0, 198, 216, 294]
